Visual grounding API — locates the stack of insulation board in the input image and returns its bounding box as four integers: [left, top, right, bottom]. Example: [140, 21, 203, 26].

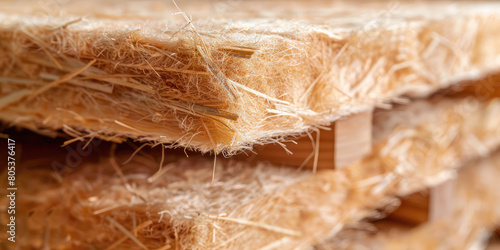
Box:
[1, 0, 500, 249]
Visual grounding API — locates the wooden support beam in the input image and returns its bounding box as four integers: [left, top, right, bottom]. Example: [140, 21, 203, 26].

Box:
[387, 179, 457, 225]
[246, 111, 373, 169]
[334, 111, 372, 169]
[429, 179, 456, 221]
[386, 192, 429, 225]
[439, 73, 500, 99]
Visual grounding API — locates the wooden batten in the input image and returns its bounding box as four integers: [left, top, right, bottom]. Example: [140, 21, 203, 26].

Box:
[248, 111, 373, 170]
[334, 111, 373, 168]
[387, 192, 430, 224]
[428, 179, 457, 221]
[387, 179, 457, 225]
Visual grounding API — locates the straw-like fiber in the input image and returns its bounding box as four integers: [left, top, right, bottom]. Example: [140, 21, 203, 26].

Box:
[2, 1, 500, 154]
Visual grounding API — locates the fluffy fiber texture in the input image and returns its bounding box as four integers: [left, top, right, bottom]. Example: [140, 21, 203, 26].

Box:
[317, 153, 500, 250]
[2, 1, 500, 154]
[3, 95, 500, 249]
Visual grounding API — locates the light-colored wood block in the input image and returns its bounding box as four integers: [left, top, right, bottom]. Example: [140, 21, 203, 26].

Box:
[247, 111, 373, 170]
[334, 111, 373, 169]
[429, 179, 456, 221]
[387, 179, 457, 225]
[249, 125, 335, 170]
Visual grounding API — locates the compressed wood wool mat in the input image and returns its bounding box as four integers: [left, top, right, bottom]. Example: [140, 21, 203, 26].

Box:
[2, 95, 500, 249]
[1, 1, 500, 154]
[317, 152, 500, 250]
